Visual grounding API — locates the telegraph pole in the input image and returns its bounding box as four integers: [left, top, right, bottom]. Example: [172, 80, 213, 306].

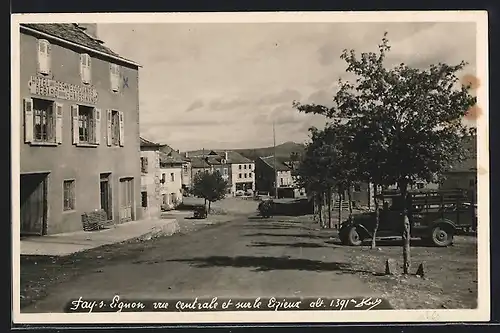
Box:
[273, 121, 278, 199]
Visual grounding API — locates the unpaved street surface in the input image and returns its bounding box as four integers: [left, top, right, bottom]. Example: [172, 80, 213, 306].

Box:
[21, 214, 377, 313]
[21, 209, 477, 312]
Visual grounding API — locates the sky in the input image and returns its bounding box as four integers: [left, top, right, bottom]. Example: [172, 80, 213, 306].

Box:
[96, 21, 477, 152]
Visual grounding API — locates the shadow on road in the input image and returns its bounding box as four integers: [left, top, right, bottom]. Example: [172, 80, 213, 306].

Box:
[325, 238, 452, 248]
[168, 255, 363, 273]
[248, 241, 328, 249]
[244, 232, 334, 240]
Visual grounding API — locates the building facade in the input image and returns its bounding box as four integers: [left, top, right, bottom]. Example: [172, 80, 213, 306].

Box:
[140, 138, 162, 219]
[255, 156, 297, 198]
[20, 23, 141, 235]
[184, 150, 255, 196]
[158, 145, 185, 210]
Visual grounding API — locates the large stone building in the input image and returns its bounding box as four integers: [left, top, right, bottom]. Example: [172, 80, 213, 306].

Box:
[19, 23, 141, 235]
[140, 137, 162, 219]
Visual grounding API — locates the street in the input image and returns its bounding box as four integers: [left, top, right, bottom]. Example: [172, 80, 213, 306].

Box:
[21, 213, 377, 313]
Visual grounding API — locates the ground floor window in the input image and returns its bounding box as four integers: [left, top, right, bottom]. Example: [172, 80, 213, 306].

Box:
[63, 179, 76, 211]
[141, 191, 148, 208]
[163, 193, 168, 205]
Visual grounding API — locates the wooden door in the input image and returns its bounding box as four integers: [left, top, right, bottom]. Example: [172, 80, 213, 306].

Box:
[100, 178, 112, 220]
[120, 178, 133, 221]
[20, 174, 47, 236]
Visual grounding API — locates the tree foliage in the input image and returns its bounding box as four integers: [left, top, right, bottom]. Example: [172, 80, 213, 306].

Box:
[294, 32, 477, 273]
[190, 171, 228, 210]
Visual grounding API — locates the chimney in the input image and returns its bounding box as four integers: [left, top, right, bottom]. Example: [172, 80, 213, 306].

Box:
[224, 151, 228, 160]
[77, 23, 98, 39]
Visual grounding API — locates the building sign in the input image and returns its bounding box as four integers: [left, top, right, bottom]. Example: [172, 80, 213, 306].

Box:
[28, 76, 98, 104]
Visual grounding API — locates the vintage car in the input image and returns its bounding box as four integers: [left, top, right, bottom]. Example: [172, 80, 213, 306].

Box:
[193, 204, 208, 219]
[339, 189, 476, 247]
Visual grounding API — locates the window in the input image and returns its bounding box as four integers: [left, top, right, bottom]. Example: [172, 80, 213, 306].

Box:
[244, 165, 247, 170]
[80, 53, 92, 84]
[354, 184, 361, 192]
[249, 164, 252, 170]
[107, 110, 124, 147]
[183, 165, 189, 175]
[239, 165, 242, 170]
[32, 98, 56, 142]
[141, 191, 148, 208]
[110, 63, 121, 92]
[170, 173, 175, 182]
[71, 105, 101, 145]
[37, 39, 51, 75]
[280, 178, 284, 186]
[249, 172, 252, 178]
[223, 168, 228, 175]
[244, 173, 247, 178]
[416, 182, 425, 189]
[63, 180, 75, 211]
[141, 157, 148, 173]
[239, 173, 242, 179]
[162, 193, 168, 205]
[161, 173, 166, 183]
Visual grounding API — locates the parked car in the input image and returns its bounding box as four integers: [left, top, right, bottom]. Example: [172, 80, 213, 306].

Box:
[339, 189, 476, 247]
[235, 190, 245, 197]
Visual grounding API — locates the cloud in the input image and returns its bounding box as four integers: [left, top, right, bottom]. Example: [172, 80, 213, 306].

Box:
[185, 99, 204, 112]
[96, 21, 478, 151]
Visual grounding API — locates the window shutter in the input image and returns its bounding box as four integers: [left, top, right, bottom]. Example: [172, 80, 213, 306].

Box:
[55, 102, 63, 144]
[80, 54, 91, 84]
[86, 56, 92, 84]
[23, 98, 34, 143]
[94, 108, 101, 144]
[106, 109, 112, 146]
[110, 64, 120, 92]
[38, 39, 50, 74]
[118, 111, 125, 146]
[71, 104, 79, 144]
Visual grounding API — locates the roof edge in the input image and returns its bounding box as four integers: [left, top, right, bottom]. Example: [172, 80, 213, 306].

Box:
[20, 24, 142, 68]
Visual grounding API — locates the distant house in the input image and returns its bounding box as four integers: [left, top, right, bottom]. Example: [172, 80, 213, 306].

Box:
[255, 156, 305, 199]
[140, 137, 163, 219]
[158, 145, 185, 210]
[439, 136, 477, 198]
[184, 149, 255, 196]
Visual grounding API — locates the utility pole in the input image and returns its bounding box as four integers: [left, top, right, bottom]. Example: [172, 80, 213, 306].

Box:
[273, 121, 278, 199]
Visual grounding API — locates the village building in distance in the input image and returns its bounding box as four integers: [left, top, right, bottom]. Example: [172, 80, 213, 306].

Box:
[20, 23, 141, 235]
[184, 150, 256, 196]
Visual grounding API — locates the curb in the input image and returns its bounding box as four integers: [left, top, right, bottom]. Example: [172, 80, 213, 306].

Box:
[136, 219, 181, 241]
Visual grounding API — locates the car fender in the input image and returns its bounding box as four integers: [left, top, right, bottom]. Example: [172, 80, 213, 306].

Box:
[341, 221, 372, 238]
[429, 218, 457, 233]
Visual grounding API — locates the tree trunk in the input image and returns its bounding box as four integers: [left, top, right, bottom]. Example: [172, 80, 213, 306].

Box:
[347, 185, 353, 219]
[399, 180, 411, 275]
[316, 192, 322, 226]
[322, 191, 328, 228]
[338, 188, 343, 229]
[327, 187, 332, 229]
[208, 200, 211, 214]
[371, 183, 380, 249]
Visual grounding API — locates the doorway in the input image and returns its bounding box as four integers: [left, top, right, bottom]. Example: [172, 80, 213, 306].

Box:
[100, 173, 112, 221]
[119, 177, 134, 222]
[20, 173, 48, 236]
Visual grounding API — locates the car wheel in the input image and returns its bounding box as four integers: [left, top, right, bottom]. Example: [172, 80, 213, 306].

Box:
[346, 227, 362, 246]
[431, 225, 453, 247]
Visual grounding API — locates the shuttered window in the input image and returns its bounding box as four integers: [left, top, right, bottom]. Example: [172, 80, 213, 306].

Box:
[80, 53, 92, 84]
[110, 63, 120, 92]
[37, 39, 51, 75]
[71, 105, 101, 145]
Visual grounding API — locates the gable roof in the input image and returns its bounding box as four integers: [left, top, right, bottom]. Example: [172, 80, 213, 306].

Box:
[140, 137, 163, 148]
[159, 144, 185, 164]
[183, 149, 253, 164]
[20, 23, 139, 67]
[213, 150, 252, 164]
[189, 156, 211, 169]
[260, 156, 292, 172]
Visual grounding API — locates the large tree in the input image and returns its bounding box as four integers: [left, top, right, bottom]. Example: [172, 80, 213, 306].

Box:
[294, 32, 476, 274]
[190, 171, 229, 213]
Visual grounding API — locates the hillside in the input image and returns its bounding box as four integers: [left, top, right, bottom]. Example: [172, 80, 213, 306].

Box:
[234, 141, 305, 161]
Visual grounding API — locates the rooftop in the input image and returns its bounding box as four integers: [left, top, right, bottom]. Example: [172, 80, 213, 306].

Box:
[159, 144, 185, 164]
[184, 149, 253, 165]
[20, 23, 139, 66]
[140, 137, 163, 148]
[260, 156, 292, 172]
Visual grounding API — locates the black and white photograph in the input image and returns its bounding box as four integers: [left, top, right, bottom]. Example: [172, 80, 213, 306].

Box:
[11, 11, 489, 324]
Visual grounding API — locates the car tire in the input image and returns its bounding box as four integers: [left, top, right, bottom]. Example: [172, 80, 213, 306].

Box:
[431, 225, 454, 247]
[346, 226, 363, 246]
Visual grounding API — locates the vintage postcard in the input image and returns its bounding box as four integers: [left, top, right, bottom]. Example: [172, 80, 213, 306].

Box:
[11, 11, 489, 324]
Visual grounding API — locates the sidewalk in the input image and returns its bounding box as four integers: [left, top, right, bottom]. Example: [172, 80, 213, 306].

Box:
[20, 218, 179, 257]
